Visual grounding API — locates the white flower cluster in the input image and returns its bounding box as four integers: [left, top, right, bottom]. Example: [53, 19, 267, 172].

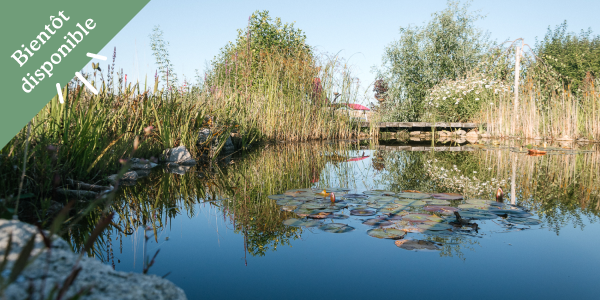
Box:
[424, 159, 507, 197]
[426, 75, 509, 108]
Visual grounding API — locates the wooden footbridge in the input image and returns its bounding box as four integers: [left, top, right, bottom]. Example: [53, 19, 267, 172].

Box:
[359, 122, 483, 130]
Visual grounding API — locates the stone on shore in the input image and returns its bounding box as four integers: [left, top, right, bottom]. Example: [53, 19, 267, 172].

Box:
[0, 220, 187, 300]
[161, 146, 196, 165]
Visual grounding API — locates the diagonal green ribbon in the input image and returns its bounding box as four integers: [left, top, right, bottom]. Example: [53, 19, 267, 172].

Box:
[0, 0, 150, 148]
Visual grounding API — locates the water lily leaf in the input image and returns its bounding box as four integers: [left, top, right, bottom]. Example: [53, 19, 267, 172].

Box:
[465, 199, 496, 205]
[350, 209, 377, 216]
[302, 203, 327, 209]
[319, 223, 355, 233]
[367, 196, 397, 202]
[403, 214, 436, 223]
[395, 199, 427, 206]
[416, 223, 453, 231]
[458, 211, 498, 220]
[458, 204, 491, 210]
[363, 190, 385, 195]
[343, 193, 369, 199]
[431, 193, 464, 200]
[268, 194, 291, 200]
[280, 205, 298, 212]
[424, 206, 459, 213]
[396, 192, 431, 199]
[424, 199, 451, 205]
[367, 228, 406, 239]
[284, 189, 313, 196]
[326, 214, 350, 220]
[283, 218, 321, 227]
[507, 217, 542, 225]
[362, 218, 394, 227]
[294, 208, 318, 216]
[489, 209, 531, 216]
[308, 212, 332, 219]
[277, 199, 304, 206]
[395, 239, 441, 251]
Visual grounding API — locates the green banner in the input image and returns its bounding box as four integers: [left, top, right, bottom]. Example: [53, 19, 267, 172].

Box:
[0, 0, 150, 148]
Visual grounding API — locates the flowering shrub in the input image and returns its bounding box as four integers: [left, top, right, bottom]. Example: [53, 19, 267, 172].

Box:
[424, 74, 510, 122]
[424, 159, 508, 198]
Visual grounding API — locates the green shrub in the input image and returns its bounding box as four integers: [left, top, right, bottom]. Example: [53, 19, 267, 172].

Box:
[376, 0, 492, 122]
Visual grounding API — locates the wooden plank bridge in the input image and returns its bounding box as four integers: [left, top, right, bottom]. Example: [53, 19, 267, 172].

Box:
[359, 122, 483, 130]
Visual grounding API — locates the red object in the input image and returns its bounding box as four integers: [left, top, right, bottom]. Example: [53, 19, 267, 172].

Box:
[345, 103, 370, 111]
[345, 156, 369, 162]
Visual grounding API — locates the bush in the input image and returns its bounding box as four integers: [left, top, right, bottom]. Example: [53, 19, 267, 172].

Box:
[535, 21, 600, 92]
[376, 0, 492, 122]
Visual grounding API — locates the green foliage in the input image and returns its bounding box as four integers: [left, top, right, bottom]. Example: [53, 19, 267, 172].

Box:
[208, 10, 313, 92]
[535, 21, 600, 91]
[376, 0, 492, 122]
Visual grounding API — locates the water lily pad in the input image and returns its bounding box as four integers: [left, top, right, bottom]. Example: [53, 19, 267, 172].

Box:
[285, 188, 314, 196]
[424, 199, 451, 205]
[343, 193, 369, 199]
[416, 223, 453, 231]
[280, 205, 298, 212]
[283, 218, 322, 227]
[457, 211, 498, 220]
[396, 192, 431, 199]
[319, 223, 355, 233]
[363, 190, 385, 195]
[395, 239, 441, 251]
[379, 204, 410, 213]
[326, 214, 350, 220]
[395, 199, 427, 206]
[465, 199, 496, 205]
[294, 208, 318, 216]
[362, 218, 394, 227]
[431, 193, 464, 200]
[367, 196, 398, 202]
[507, 217, 542, 225]
[350, 208, 377, 216]
[458, 204, 491, 210]
[403, 214, 438, 223]
[424, 206, 459, 213]
[367, 228, 406, 239]
[268, 194, 291, 200]
[308, 212, 332, 219]
[276, 199, 304, 206]
[489, 209, 531, 216]
[302, 203, 327, 210]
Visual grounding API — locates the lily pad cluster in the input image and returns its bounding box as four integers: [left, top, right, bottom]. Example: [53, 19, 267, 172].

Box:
[271, 188, 543, 251]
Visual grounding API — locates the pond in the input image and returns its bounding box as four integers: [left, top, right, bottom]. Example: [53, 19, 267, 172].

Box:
[70, 140, 600, 299]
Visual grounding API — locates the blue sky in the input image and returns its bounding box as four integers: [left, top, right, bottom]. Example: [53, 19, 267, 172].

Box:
[92, 0, 599, 104]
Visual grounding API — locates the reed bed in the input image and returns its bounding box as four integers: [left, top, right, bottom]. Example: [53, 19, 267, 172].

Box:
[478, 77, 600, 140]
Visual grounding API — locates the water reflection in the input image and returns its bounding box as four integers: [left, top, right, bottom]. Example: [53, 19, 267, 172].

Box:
[62, 140, 600, 298]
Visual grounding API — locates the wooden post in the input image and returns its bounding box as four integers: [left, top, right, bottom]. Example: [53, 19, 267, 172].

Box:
[513, 45, 521, 134]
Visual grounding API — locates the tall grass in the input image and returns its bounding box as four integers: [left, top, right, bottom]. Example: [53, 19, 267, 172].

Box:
[479, 77, 600, 140]
[203, 49, 360, 142]
[0, 70, 206, 204]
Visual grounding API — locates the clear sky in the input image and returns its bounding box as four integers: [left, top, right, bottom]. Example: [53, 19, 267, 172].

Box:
[92, 0, 599, 104]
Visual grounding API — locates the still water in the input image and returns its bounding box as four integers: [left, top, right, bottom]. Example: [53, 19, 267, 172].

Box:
[89, 141, 600, 299]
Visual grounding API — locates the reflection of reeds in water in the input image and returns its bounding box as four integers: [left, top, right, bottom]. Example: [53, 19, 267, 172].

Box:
[474, 145, 600, 232]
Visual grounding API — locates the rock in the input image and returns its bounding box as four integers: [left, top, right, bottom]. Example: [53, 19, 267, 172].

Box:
[556, 135, 573, 141]
[57, 188, 98, 200]
[455, 130, 467, 136]
[466, 130, 479, 139]
[130, 161, 158, 170]
[161, 146, 196, 165]
[438, 131, 450, 137]
[198, 129, 235, 154]
[480, 132, 491, 138]
[230, 132, 242, 148]
[107, 171, 138, 185]
[134, 170, 151, 178]
[166, 163, 191, 175]
[409, 131, 421, 136]
[0, 220, 187, 300]
[409, 137, 421, 142]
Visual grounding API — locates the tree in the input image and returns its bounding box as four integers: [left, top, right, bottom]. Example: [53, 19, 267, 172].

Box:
[376, 0, 492, 121]
[535, 21, 600, 92]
